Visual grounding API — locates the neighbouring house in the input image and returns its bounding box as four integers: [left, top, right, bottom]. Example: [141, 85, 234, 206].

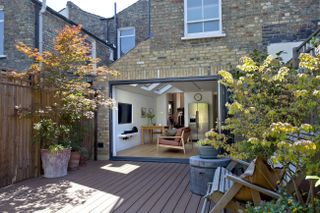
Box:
[0, 0, 115, 72]
[103, 0, 319, 161]
[60, 0, 150, 59]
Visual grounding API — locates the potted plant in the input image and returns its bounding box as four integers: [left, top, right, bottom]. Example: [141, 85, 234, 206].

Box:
[34, 119, 72, 178]
[146, 112, 156, 125]
[197, 129, 225, 159]
[68, 124, 84, 170]
[13, 25, 117, 178]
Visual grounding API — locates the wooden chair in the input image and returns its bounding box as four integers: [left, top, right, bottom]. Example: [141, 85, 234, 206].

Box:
[202, 159, 303, 213]
[157, 127, 191, 154]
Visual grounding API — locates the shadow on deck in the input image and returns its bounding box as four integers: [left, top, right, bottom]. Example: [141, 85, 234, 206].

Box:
[0, 161, 205, 213]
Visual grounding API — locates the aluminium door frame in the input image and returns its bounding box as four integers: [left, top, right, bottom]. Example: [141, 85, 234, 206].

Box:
[108, 75, 223, 164]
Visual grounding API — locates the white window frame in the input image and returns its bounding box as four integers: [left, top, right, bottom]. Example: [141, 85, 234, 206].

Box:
[0, 9, 5, 57]
[117, 27, 136, 58]
[182, 0, 225, 40]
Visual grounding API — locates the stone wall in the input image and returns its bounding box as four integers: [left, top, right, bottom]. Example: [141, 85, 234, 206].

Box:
[0, 0, 114, 72]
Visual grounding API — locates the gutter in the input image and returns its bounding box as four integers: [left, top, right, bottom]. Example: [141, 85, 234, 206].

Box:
[31, 0, 115, 51]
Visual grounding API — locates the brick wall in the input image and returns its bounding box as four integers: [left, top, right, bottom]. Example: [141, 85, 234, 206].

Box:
[100, 0, 319, 160]
[66, 0, 150, 54]
[67, 2, 107, 41]
[0, 0, 36, 71]
[112, 0, 319, 74]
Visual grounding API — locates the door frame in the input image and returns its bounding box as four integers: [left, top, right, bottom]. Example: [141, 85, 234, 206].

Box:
[108, 75, 222, 163]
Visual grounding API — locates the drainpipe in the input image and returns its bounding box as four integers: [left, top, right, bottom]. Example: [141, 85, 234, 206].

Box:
[39, 0, 47, 58]
[114, 2, 118, 60]
[148, 0, 152, 38]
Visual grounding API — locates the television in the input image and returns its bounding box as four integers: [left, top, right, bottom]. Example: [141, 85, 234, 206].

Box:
[118, 103, 132, 124]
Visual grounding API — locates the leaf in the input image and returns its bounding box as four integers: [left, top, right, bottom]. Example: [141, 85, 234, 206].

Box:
[316, 179, 320, 187]
[306, 176, 320, 180]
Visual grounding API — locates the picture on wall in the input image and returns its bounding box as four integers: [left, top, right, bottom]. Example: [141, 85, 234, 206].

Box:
[141, 107, 147, 118]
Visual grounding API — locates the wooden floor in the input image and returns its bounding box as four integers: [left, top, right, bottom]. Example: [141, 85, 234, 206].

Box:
[0, 161, 209, 213]
[117, 143, 199, 159]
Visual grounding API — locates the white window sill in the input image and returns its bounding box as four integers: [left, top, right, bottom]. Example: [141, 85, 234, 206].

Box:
[0, 55, 6, 58]
[181, 33, 226, 40]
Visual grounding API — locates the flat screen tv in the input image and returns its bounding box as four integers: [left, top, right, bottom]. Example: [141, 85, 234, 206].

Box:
[118, 103, 132, 124]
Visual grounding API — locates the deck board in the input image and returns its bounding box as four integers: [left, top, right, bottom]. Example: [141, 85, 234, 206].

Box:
[0, 161, 204, 213]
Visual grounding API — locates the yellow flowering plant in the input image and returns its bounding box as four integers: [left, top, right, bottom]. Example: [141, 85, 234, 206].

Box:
[219, 49, 320, 207]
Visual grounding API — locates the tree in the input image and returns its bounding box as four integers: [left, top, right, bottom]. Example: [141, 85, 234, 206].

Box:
[12, 25, 118, 151]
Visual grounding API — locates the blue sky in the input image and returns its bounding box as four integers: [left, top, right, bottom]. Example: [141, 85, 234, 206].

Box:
[46, 0, 139, 18]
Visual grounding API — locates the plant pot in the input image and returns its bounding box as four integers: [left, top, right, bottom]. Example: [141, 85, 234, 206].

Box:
[68, 151, 81, 171]
[199, 146, 219, 159]
[41, 148, 71, 178]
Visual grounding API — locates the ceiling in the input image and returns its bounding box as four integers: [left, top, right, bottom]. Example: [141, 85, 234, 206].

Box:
[115, 80, 218, 97]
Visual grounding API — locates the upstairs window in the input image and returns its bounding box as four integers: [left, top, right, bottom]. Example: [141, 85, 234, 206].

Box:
[184, 0, 224, 39]
[118, 27, 135, 58]
[0, 10, 4, 55]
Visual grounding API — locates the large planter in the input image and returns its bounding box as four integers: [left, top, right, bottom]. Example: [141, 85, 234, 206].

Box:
[68, 151, 80, 171]
[198, 146, 219, 159]
[41, 148, 71, 178]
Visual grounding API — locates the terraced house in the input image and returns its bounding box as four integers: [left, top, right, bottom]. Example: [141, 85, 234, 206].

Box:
[96, 0, 319, 161]
[0, 0, 319, 162]
[0, 0, 115, 72]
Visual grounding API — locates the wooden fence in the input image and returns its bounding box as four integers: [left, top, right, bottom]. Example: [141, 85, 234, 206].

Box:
[0, 70, 95, 188]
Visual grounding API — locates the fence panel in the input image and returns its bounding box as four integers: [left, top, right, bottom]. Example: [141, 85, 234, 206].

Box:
[0, 71, 95, 188]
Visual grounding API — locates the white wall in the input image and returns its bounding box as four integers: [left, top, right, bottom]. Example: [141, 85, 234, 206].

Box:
[155, 95, 167, 125]
[267, 41, 303, 63]
[184, 91, 215, 128]
[113, 88, 156, 154]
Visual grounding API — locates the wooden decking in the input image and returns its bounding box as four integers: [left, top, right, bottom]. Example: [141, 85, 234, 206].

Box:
[117, 144, 199, 159]
[0, 161, 207, 213]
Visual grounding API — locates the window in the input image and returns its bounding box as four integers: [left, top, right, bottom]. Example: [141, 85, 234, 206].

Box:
[183, 0, 224, 39]
[0, 10, 4, 56]
[118, 27, 135, 57]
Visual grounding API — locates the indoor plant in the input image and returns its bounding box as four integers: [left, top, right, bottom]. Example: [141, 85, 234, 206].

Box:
[146, 112, 156, 125]
[197, 129, 225, 159]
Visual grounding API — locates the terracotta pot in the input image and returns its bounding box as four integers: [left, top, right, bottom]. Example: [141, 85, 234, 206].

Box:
[41, 148, 71, 178]
[68, 151, 81, 170]
[199, 146, 219, 159]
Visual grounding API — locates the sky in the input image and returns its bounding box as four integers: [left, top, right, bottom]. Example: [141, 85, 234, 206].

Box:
[46, 0, 139, 18]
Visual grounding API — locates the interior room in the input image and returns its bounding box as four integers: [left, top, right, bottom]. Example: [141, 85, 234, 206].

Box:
[111, 80, 219, 159]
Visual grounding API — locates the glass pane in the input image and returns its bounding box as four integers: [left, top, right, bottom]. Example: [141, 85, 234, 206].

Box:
[120, 28, 134, 36]
[187, 7, 202, 21]
[188, 22, 203, 33]
[0, 11, 4, 20]
[120, 36, 135, 56]
[187, 0, 202, 8]
[187, 0, 202, 21]
[204, 0, 219, 19]
[204, 20, 220, 32]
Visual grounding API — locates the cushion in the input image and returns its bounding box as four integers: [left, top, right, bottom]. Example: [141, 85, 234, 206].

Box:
[159, 139, 180, 146]
[165, 128, 177, 136]
[235, 156, 283, 201]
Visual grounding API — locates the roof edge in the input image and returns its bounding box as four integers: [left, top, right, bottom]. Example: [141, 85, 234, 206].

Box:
[30, 0, 115, 50]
